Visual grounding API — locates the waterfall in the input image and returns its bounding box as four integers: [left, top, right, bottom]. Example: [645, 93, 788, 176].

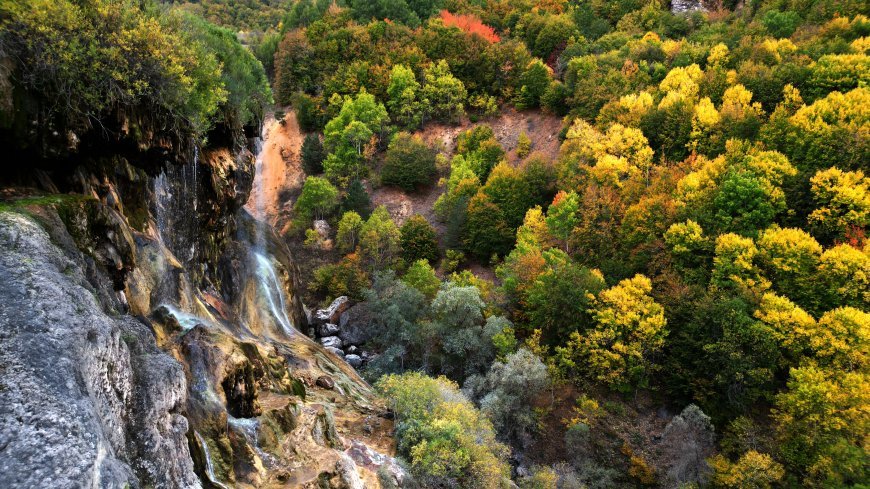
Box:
[194, 431, 231, 489]
[153, 141, 200, 264]
[227, 416, 279, 468]
[250, 133, 267, 250]
[159, 304, 210, 330]
[254, 253, 295, 336]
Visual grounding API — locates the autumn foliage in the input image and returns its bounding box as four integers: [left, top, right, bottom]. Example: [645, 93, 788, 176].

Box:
[439, 10, 500, 43]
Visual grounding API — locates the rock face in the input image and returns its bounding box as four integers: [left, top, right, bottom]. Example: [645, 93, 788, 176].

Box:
[0, 136, 402, 487]
[0, 212, 198, 488]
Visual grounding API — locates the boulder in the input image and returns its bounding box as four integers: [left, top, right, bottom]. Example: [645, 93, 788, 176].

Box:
[338, 302, 373, 346]
[317, 322, 340, 337]
[313, 220, 331, 239]
[320, 336, 343, 349]
[345, 354, 363, 368]
[324, 347, 345, 359]
[314, 296, 350, 325]
[316, 375, 335, 389]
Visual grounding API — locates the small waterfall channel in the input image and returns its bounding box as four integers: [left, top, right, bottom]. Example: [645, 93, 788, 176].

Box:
[194, 431, 232, 489]
[153, 142, 200, 264]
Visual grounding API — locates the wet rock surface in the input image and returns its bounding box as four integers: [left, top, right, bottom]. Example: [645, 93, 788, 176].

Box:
[0, 212, 198, 488]
[0, 134, 400, 487]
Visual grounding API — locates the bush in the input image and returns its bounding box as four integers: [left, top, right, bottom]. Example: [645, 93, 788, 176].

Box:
[381, 132, 437, 191]
[400, 215, 440, 265]
[311, 253, 370, 302]
[376, 372, 510, 488]
[301, 133, 325, 175]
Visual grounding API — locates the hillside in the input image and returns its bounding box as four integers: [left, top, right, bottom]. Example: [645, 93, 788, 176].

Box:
[1, 0, 868, 488]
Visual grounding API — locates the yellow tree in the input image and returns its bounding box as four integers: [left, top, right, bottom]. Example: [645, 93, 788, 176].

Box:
[773, 366, 869, 487]
[709, 451, 785, 489]
[816, 244, 870, 310]
[580, 274, 667, 390]
[809, 167, 870, 242]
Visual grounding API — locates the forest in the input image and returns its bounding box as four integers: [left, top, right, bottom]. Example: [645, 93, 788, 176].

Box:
[1, 0, 868, 487]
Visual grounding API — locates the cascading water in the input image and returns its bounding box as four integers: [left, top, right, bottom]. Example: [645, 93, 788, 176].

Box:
[254, 252, 295, 336]
[194, 431, 231, 489]
[153, 140, 200, 264]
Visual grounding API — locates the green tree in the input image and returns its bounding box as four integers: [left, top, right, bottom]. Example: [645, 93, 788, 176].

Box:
[323, 89, 389, 186]
[295, 176, 339, 221]
[545, 190, 580, 253]
[301, 133, 325, 175]
[463, 192, 515, 261]
[421, 60, 467, 123]
[387, 64, 423, 129]
[515, 60, 552, 110]
[525, 249, 606, 343]
[359, 206, 402, 270]
[336, 210, 364, 253]
[341, 179, 373, 219]
[400, 215, 440, 265]
[402, 259, 441, 298]
[381, 132, 436, 191]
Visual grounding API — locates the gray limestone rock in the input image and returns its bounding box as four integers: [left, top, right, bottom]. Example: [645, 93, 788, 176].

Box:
[0, 212, 199, 489]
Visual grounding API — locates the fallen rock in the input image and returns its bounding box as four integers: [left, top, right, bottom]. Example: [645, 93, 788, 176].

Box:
[313, 219, 331, 239]
[345, 354, 363, 368]
[325, 347, 345, 358]
[338, 302, 373, 345]
[320, 336, 343, 349]
[314, 296, 349, 325]
[317, 322, 340, 337]
[316, 375, 335, 389]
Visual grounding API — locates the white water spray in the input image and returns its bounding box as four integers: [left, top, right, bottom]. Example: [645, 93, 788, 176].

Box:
[254, 253, 295, 336]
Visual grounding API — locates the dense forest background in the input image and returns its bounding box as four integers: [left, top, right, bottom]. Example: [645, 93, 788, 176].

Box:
[3, 0, 868, 487]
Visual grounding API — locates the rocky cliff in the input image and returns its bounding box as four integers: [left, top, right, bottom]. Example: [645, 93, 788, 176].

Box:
[0, 136, 401, 488]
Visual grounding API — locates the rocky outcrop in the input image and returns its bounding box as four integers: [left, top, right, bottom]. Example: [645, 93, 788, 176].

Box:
[671, 0, 706, 13]
[0, 121, 400, 487]
[0, 211, 198, 488]
[309, 298, 376, 369]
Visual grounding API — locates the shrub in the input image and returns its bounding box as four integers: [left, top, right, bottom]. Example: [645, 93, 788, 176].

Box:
[381, 132, 437, 191]
[400, 215, 440, 265]
[376, 372, 510, 488]
[301, 133, 325, 175]
[311, 253, 370, 302]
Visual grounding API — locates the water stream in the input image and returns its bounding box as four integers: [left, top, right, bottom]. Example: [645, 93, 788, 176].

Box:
[194, 431, 232, 489]
[254, 252, 295, 336]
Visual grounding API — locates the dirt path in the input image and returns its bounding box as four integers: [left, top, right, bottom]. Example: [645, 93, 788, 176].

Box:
[246, 111, 305, 226]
